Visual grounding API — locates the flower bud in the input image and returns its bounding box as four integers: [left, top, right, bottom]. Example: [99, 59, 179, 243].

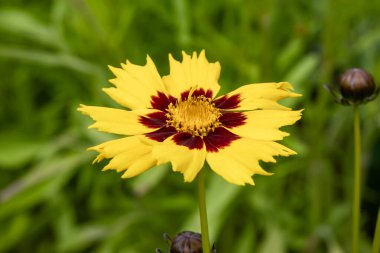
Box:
[156, 231, 216, 253]
[339, 68, 376, 104]
[324, 68, 379, 105]
[170, 231, 202, 253]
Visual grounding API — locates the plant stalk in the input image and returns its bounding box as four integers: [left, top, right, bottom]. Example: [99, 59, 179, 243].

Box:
[198, 169, 211, 253]
[353, 105, 361, 253]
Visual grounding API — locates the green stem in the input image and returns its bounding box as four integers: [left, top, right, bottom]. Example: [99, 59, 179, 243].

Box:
[353, 106, 361, 253]
[372, 208, 380, 253]
[198, 169, 211, 253]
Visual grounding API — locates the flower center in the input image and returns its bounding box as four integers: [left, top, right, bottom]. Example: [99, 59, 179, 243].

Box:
[166, 95, 222, 136]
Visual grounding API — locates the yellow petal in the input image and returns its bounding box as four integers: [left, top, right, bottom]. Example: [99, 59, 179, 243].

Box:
[102, 87, 143, 111]
[121, 153, 157, 178]
[78, 105, 160, 135]
[206, 152, 255, 186]
[217, 137, 295, 165]
[229, 110, 302, 141]
[221, 82, 301, 111]
[103, 145, 150, 172]
[107, 56, 167, 109]
[163, 50, 221, 98]
[93, 136, 157, 179]
[152, 138, 206, 182]
[88, 136, 142, 159]
[206, 137, 296, 185]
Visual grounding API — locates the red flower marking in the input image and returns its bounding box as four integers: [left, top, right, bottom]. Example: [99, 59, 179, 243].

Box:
[150, 92, 176, 111]
[213, 94, 241, 109]
[172, 133, 204, 150]
[219, 112, 246, 128]
[145, 127, 177, 142]
[139, 112, 167, 128]
[203, 127, 240, 152]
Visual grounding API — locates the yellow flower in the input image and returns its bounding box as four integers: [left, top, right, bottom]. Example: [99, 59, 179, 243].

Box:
[78, 51, 302, 185]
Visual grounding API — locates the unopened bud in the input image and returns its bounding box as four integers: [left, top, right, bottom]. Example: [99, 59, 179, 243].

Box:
[171, 231, 202, 253]
[156, 231, 216, 253]
[324, 68, 379, 105]
[339, 68, 376, 104]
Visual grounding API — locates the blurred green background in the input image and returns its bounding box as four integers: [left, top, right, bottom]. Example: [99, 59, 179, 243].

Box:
[1, 0, 380, 252]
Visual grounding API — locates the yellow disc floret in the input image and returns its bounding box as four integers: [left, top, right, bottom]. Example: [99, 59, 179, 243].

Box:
[166, 95, 222, 136]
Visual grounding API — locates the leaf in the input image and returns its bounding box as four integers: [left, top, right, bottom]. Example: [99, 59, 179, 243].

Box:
[0, 154, 89, 217]
[131, 163, 169, 196]
[0, 134, 44, 169]
[284, 53, 319, 91]
[0, 45, 99, 75]
[258, 225, 286, 253]
[0, 9, 62, 48]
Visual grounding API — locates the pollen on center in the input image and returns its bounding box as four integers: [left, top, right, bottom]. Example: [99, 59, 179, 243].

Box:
[166, 95, 222, 136]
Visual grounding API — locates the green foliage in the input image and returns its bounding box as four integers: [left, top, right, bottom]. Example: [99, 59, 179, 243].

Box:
[1, 0, 380, 252]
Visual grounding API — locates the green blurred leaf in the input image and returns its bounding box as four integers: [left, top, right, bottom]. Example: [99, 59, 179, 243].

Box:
[276, 39, 304, 72]
[258, 225, 286, 253]
[0, 133, 44, 169]
[0, 214, 29, 252]
[235, 225, 255, 253]
[284, 53, 319, 90]
[131, 163, 169, 196]
[0, 154, 88, 214]
[0, 45, 99, 74]
[0, 9, 64, 48]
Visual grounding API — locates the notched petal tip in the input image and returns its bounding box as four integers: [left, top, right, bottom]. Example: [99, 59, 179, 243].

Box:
[277, 82, 302, 97]
[278, 81, 293, 89]
[145, 54, 153, 62]
[182, 167, 203, 183]
[262, 171, 274, 176]
[77, 104, 87, 112]
[121, 171, 132, 179]
[252, 165, 273, 176]
[246, 178, 255, 185]
[145, 55, 157, 68]
[107, 64, 115, 70]
[108, 65, 122, 76]
[231, 177, 254, 186]
[92, 154, 105, 164]
[77, 105, 96, 118]
[293, 109, 304, 120]
[183, 175, 195, 183]
[168, 53, 179, 66]
[101, 87, 111, 94]
[86, 146, 97, 152]
[88, 123, 98, 130]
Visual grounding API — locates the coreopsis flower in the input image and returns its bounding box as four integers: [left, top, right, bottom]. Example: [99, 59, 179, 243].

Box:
[78, 51, 302, 185]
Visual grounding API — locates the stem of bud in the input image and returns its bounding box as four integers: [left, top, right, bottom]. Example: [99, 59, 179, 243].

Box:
[198, 169, 211, 253]
[352, 105, 361, 253]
